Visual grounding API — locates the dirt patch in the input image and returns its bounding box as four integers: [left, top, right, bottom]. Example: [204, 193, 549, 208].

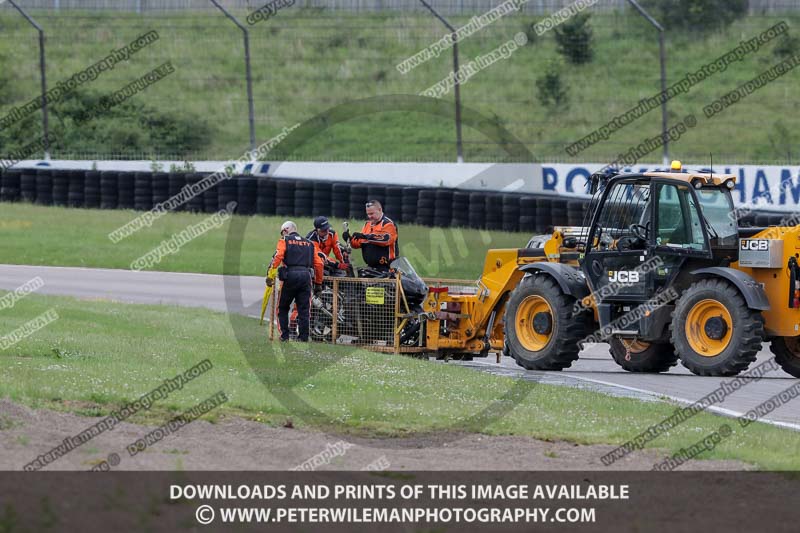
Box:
[0, 399, 751, 471]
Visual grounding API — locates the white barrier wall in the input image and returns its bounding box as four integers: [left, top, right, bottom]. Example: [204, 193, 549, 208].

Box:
[14, 160, 800, 212]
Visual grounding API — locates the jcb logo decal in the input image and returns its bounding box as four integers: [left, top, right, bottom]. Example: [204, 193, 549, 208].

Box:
[608, 271, 640, 283]
[740, 239, 769, 251]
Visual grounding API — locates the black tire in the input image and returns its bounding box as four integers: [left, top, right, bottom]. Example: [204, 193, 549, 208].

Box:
[36, 170, 53, 205]
[349, 182, 368, 218]
[451, 191, 469, 226]
[332, 183, 351, 201]
[276, 200, 294, 216]
[152, 172, 169, 202]
[275, 178, 295, 198]
[504, 274, 587, 370]
[313, 181, 333, 215]
[502, 195, 520, 232]
[433, 189, 453, 221]
[100, 171, 118, 209]
[400, 187, 419, 221]
[331, 200, 349, 219]
[20, 171, 37, 202]
[671, 278, 764, 376]
[551, 199, 569, 225]
[535, 198, 551, 220]
[202, 174, 219, 213]
[294, 181, 314, 217]
[385, 185, 403, 210]
[769, 337, 800, 378]
[367, 185, 386, 206]
[237, 177, 257, 215]
[117, 171, 135, 190]
[519, 216, 536, 232]
[350, 184, 368, 201]
[218, 175, 238, 205]
[66, 170, 85, 208]
[417, 189, 435, 209]
[1, 169, 21, 202]
[608, 338, 678, 373]
[84, 171, 101, 208]
[485, 198, 503, 229]
[183, 174, 204, 213]
[256, 178, 276, 216]
[167, 172, 187, 211]
[519, 196, 536, 217]
[534, 217, 551, 233]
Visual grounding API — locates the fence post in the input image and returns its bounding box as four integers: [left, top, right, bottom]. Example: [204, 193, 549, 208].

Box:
[627, 0, 668, 165]
[418, 0, 464, 163]
[393, 277, 401, 354]
[209, 0, 257, 153]
[8, 0, 50, 160]
[332, 279, 339, 343]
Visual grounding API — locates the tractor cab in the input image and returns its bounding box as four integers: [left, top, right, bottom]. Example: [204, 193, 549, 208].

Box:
[504, 161, 795, 378]
[580, 161, 740, 343]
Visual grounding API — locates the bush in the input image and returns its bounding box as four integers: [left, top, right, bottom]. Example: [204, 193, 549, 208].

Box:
[523, 21, 540, 45]
[641, 0, 747, 32]
[536, 60, 570, 110]
[773, 33, 800, 59]
[0, 51, 19, 105]
[48, 90, 212, 159]
[553, 13, 593, 64]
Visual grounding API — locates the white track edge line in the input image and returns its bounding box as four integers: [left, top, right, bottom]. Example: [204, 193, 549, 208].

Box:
[563, 373, 800, 432]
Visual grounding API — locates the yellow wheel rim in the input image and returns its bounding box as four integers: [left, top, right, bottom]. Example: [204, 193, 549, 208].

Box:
[515, 295, 554, 351]
[685, 299, 733, 357]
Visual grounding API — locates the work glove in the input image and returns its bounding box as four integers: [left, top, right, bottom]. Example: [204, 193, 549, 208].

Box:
[313, 284, 323, 296]
[351, 232, 365, 240]
[265, 276, 274, 287]
[337, 262, 350, 270]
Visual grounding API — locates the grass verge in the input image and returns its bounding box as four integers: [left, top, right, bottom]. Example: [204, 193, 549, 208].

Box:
[1, 292, 799, 470]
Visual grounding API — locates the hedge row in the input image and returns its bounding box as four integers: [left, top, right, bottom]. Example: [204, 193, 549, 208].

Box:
[0, 168, 775, 231]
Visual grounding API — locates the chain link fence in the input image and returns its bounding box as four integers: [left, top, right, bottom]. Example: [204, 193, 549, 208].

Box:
[1, 1, 799, 164]
[7, 1, 799, 13]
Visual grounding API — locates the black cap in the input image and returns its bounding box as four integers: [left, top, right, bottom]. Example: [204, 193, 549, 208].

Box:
[313, 216, 331, 231]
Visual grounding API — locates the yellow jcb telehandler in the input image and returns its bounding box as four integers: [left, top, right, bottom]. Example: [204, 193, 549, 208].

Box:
[418, 162, 800, 378]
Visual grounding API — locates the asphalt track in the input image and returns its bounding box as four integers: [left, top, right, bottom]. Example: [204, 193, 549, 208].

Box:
[1, 264, 798, 431]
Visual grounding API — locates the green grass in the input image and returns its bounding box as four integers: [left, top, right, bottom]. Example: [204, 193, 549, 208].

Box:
[1, 10, 799, 162]
[1, 292, 799, 470]
[0, 203, 525, 279]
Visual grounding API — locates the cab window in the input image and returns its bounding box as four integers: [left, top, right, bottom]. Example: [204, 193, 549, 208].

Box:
[656, 183, 707, 250]
[696, 188, 737, 246]
[593, 181, 651, 250]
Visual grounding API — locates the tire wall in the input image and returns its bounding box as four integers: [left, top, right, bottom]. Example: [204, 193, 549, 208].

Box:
[0, 169, 776, 233]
